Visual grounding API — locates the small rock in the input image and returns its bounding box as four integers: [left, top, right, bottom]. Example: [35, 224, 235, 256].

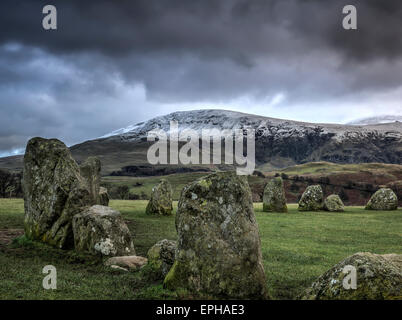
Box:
[323, 194, 345, 212]
[110, 265, 129, 272]
[147, 239, 177, 279]
[365, 188, 398, 211]
[105, 256, 148, 271]
[72, 205, 135, 256]
[298, 185, 324, 211]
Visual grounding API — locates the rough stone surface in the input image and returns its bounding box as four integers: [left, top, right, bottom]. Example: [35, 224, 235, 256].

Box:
[98, 187, 109, 206]
[303, 252, 402, 300]
[146, 179, 173, 216]
[79, 157, 101, 204]
[365, 188, 398, 211]
[147, 239, 177, 279]
[298, 185, 324, 211]
[163, 171, 269, 299]
[324, 194, 345, 212]
[110, 265, 128, 272]
[23, 137, 93, 249]
[262, 177, 287, 213]
[105, 255, 147, 271]
[72, 205, 135, 256]
[80, 157, 110, 206]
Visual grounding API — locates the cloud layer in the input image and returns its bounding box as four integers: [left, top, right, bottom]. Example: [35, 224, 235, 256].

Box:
[0, 0, 402, 155]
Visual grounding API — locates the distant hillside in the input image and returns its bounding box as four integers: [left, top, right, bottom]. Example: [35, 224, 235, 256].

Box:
[98, 161, 402, 206]
[1, 109, 402, 175]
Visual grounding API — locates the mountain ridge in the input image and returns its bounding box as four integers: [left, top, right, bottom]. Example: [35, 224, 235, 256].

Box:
[1, 109, 402, 175]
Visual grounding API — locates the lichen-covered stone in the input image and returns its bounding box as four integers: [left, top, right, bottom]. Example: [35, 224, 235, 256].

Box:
[147, 239, 177, 279]
[298, 185, 324, 211]
[365, 188, 398, 211]
[324, 194, 345, 212]
[146, 179, 173, 216]
[303, 252, 402, 300]
[80, 157, 110, 206]
[163, 171, 269, 299]
[105, 255, 147, 271]
[262, 177, 287, 213]
[23, 137, 93, 249]
[72, 205, 135, 256]
[80, 157, 101, 204]
[98, 187, 109, 206]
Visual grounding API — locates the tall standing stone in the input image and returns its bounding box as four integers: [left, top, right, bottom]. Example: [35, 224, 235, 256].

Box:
[146, 179, 173, 216]
[298, 185, 324, 211]
[80, 157, 101, 203]
[23, 137, 93, 249]
[164, 172, 269, 299]
[365, 188, 398, 211]
[263, 177, 287, 213]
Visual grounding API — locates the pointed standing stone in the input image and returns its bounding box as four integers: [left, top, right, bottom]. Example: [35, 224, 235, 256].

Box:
[164, 172, 269, 299]
[23, 137, 93, 249]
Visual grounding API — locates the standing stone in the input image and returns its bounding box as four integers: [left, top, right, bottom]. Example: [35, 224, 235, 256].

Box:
[263, 177, 287, 213]
[72, 205, 135, 256]
[303, 252, 402, 300]
[323, 194, 345, 212]
[98, 187, 110, 206]
[79, 157, 101, 204]
[23, 137, 93, 249]
[164, 172, 269, 299]
[147, 239, 177, 279]
[146, 179, 173, 216]
[298, 185, 324, 211]
[365, 188, 398, 211]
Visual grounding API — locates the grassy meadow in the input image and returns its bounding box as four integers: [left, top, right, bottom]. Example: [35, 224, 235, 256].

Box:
[0, 198, 401, 300]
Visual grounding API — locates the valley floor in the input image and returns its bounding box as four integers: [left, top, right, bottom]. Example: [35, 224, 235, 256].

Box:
[0, 199, 401, 300]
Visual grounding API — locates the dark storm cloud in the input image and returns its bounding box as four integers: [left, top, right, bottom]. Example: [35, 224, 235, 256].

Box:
[0, 0, 402, 155]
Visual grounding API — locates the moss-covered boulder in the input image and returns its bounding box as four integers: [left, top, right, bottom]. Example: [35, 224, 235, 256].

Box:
[72, 205, 135, 256]
[146, 179, 173, 216]
[298, 185, 324, 211]
[262, 177, 287, 213]
[365, 188, 398, 211]
[163, 171, 269, 299]
[303, 252, 402, 300]
[147, 239, 177, 279]
[324, 194, 344, 212]
[23, 137, 93, 249]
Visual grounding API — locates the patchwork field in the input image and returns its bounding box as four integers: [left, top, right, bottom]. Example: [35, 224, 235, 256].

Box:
[0, 199, 401, 300]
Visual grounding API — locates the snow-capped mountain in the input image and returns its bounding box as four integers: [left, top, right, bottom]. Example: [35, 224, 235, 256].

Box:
[348, 115, 402, 125]
[1, 109, 402, 175]
[100, 109, 402, 142]
[89, 109, 402, 172]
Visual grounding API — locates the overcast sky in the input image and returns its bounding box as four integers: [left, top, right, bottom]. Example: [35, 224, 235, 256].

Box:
[1, 0, 402, 156]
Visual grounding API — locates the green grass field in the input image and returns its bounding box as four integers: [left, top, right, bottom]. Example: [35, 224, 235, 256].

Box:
[0, 198, 401, 300]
